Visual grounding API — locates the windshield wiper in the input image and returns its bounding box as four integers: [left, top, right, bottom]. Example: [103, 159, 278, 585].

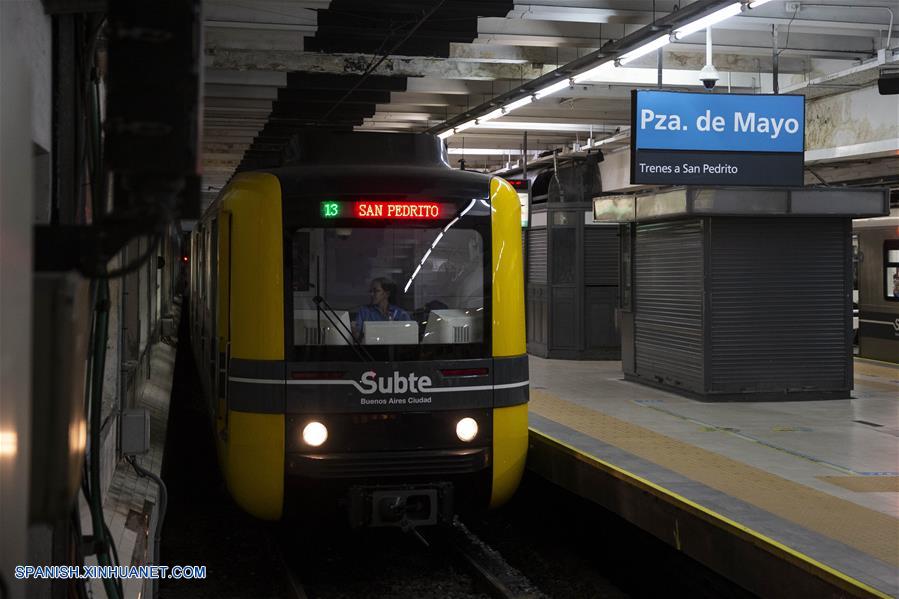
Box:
[313, 294, 373, 362]
[309, 256, 372, 362]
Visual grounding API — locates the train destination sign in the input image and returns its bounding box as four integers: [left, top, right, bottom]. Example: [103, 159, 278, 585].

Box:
[320, 200, 442, 219]
[631, 90, 805, 186]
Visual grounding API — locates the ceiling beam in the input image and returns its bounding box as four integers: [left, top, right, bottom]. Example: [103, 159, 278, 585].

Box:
[205, 49, 555, 79]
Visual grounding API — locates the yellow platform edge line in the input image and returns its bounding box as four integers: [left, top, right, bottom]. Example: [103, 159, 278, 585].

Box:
[529, 426, 892, 599]
[854, 356, 899, 371]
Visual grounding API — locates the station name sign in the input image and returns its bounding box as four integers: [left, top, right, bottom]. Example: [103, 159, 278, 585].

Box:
[631, 90, 805, 186]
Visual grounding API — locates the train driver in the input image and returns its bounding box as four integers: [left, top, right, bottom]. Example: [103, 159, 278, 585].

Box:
[352, 277, 411, 340]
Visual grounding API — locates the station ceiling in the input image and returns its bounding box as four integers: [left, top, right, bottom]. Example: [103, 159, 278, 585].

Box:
[201, 0, 899, 204]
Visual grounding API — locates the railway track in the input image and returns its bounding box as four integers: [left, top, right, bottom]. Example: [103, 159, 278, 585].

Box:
[438, 520, 546, 599]
[273, 520, 544, 599]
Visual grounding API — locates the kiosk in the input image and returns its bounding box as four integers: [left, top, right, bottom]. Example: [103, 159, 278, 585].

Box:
[595, 186, 889, 401]
[525, 156, 621, 359]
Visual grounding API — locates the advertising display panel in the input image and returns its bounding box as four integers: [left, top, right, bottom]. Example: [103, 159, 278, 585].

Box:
[631, 90, 805, 186]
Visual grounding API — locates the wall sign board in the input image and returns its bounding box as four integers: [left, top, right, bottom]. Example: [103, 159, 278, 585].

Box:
[631, 90, 805, 186]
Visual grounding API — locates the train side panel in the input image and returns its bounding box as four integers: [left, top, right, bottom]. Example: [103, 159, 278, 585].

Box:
[226, 173, 285, 361]
[221, 172, 286, 520]
[488, 176, 529, 508]
[215, 211, 231, 434]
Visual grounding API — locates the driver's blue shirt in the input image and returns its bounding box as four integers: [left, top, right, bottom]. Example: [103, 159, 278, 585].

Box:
[354, 304, 411, 333]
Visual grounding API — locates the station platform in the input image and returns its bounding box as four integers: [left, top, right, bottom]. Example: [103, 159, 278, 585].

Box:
[526, 356, 899, 599]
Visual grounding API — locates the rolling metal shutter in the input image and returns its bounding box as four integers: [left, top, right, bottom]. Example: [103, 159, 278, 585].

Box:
[635, 220, 704, 393]
[584, 226, 619, 286]
[528, 228, 547, 284]
[708, 217, 850, 393]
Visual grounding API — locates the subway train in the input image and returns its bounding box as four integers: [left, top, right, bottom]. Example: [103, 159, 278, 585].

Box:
[853, 212, 899, 363]
[189, 132, 529, 528]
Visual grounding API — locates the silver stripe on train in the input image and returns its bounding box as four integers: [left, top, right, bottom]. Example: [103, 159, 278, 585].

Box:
[229, 376, 529, 393]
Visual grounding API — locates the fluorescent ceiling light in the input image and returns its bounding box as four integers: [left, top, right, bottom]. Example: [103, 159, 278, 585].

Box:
[437, 130, 454, 140]
[572, 62, 614, 83]
[477, 108, 505, 124]
[618, 34, 670, 65]
[534, 79, 572, 100]
[503, 95, 535, 112]
[454, 119, 477, 133]
[475, 121, 615, 132]
[447, 148, 540, 155]
[578, 66, 749, 87]
[672, 2, 742, 39]
[747, 0, 775, 8]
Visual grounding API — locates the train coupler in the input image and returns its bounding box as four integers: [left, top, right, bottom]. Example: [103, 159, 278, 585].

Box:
[348, 483, 453, 529]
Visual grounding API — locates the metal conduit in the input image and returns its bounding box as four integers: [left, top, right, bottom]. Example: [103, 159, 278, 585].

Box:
[797, 4, 894, 51]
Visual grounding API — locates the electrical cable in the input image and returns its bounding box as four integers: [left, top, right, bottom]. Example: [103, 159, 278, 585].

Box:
[70, 504, 90, 599]
[777, 6, 798, 57]
[552, 150, 566, 203]
[795, 4, 894, 51]
[79, 10, 174, 281]
[104, 522, 121, 569]
[316, 0, 446, 124]
[126, 456, 167, 599]
[806, 166, 830, 186]
[79, 19, 122, 598]
[85, 280, 122, 599]
[81, 234, 163, 280]
[361, 19, 406, 74]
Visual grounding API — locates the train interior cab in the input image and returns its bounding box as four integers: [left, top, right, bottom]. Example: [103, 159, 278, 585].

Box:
[422, 309, 484, 344]
[293, 309, 351, 345]
[362, 321, 419, 345]
[290, 225, 485, 351]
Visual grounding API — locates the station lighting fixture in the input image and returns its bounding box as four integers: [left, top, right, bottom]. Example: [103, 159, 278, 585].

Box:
[436, 0, 763, 140]
[476, 107, 506, 124]
[453, 119, 478, 133]
[672, 2, 742, 39]
[447, 148, 538, 155]
[504, 95, 535, 112]
[302, 421, 328, 447]
[572, 61, 615, 84]
[617, 34, 671, 65]
[534, 78, 573, 100]
[455, 417, 478, 442]
[475, 121, 607, 132]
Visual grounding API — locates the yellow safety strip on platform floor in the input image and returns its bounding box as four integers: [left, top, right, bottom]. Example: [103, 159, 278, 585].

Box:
[530, 428, 893, 599]
[854, 359, 899, 379]
[854, 377, 899, 392]
[529, 390, 899, 570]
[820, 476, 899, 493]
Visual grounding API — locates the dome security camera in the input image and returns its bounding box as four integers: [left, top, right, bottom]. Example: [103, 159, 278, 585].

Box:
[700, 64, 720, 90]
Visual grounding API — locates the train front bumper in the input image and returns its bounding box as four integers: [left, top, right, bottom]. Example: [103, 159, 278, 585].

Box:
[283, 447, 492, 525]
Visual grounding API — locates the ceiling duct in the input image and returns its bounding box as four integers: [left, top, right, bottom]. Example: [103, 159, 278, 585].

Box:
[550, 154, 604, 203]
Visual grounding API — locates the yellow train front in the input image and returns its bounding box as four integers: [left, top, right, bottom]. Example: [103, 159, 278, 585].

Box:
[190, 132, 528, 527]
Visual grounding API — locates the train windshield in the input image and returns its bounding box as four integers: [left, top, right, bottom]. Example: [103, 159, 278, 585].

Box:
[288, 224, 489, 361]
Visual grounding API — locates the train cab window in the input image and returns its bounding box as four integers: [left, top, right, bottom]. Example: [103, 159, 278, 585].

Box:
[885, 240, 899, 301]
[288, 225, 489, 361]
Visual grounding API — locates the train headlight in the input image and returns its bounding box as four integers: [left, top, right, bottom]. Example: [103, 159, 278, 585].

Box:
[302, 421, 328, 447]
[455, 417, 478, 442]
